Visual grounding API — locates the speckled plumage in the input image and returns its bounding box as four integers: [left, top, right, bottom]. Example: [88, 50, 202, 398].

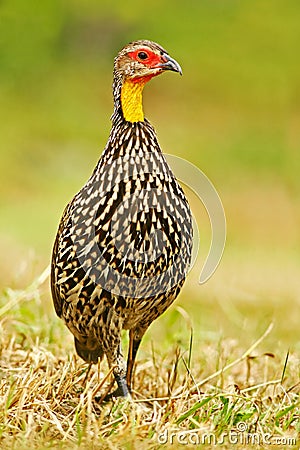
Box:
[51, 40, 193, 397]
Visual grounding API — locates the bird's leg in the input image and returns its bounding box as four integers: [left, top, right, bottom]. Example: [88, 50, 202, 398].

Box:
[103, 373, 129, 400]
[82, 361, 93, 385]
[103, 341, 129, 399]
[126, 328, 144, 392]
[99, 373, 129, 402]
[113, 373, 129, 397]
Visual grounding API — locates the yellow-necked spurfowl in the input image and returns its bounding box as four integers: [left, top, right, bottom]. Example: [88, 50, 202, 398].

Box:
[51, 40, 193, 398]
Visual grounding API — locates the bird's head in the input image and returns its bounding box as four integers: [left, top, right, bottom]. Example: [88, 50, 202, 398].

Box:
[112, 40, 182, 123]
[114, 40, 182, 81]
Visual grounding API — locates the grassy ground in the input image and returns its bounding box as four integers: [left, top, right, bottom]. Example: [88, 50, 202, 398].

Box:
[1, 1, 300, 448]
[0, 263, 299, 449]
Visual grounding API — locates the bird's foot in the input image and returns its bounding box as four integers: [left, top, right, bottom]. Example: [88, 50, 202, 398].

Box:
[97, 374, 130, 402]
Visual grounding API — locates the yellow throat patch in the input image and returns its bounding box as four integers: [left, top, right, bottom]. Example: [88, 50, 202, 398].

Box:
[121, 78, 147, 123]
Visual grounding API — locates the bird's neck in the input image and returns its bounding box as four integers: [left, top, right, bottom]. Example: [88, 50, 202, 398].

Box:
[112, 75, 154, 124]
[120, 78, 147, 122]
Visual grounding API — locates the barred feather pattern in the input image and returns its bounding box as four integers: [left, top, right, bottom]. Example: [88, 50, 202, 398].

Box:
[51, 116, 192, 373]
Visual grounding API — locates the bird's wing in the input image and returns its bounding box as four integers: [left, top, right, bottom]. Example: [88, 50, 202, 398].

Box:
[50, 202, 73, 318]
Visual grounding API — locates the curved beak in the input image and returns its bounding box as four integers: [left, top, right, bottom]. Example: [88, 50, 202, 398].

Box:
[156, 53, 183, 75]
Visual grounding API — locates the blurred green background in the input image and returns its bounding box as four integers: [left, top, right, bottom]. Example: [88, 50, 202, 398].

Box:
[1, 1, 299, 350]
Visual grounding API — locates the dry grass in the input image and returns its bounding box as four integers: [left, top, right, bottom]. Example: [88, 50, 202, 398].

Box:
[0, 269, 299, 449]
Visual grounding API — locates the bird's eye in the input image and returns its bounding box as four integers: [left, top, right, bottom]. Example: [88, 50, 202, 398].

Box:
[137, 51, 148, 60]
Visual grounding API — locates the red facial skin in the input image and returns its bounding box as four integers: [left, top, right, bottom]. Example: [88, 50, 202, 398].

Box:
[128, 48, 166, 83]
